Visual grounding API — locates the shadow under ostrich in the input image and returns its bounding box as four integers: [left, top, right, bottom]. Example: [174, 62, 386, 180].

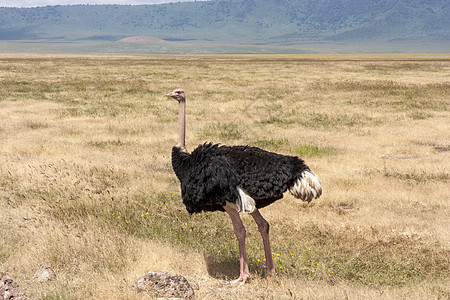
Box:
[167, 88, 322, 286]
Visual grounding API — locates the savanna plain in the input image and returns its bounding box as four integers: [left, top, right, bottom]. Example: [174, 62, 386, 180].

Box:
[0, 53, 449, 299]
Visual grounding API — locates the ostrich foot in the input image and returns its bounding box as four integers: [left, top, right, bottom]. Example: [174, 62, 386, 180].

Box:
[223, 275, 249, 287]
[266, 268, 276, 277]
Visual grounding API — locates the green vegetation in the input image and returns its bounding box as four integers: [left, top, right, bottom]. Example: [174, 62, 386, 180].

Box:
[52, 191, 449, 287]
[259, 112, 383, 129]
[383, 168, 449, 184]
[200, 123, 243, 141]
[251, 138, 339, 157]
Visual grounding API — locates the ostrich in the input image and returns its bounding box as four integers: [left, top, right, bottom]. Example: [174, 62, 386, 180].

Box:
[167, 88, 322, 286]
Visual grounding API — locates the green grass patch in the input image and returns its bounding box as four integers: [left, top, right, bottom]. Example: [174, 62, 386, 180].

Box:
[258, 116, 296, 126]
[107, 125, 146, 136]
[383, 169, 449, 183]
[408, 112, 434, 120]
[251, 138, 340, 157]
[87, 138, 129, 148]
[258, 112, 381, 129]
[299, 112, 378, 128]
[251, 138, 291, 151]
[0, 241, 15, 263]
[199, 122, 243, 141]
[271, 224, 449, 286]
[363, 62, 446, 72]
[293, 144, 340, 157]
[312, 80, 449, 99]
[325, 80, 450, 111]
[26, 121, 49, 130]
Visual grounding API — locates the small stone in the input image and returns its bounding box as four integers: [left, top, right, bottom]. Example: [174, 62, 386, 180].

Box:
[32, 263, 56, 282]
[0, 272, 27, 299]
[136, 271, 194, 299]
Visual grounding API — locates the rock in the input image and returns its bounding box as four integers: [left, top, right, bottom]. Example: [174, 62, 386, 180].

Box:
[0, 272, 27, 299]
[136, 271, 194, 299]
[32, 264, 56, 282]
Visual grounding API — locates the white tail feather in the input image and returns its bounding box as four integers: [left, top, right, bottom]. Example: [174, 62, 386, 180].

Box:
[289, 170, 322, 202]
[228, 187, 256, 214]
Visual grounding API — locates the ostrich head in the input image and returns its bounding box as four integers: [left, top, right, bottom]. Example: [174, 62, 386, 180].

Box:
[166, 88, 185, 102]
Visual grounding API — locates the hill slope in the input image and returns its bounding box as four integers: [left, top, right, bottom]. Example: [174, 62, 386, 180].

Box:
[0, 0, 449, 50]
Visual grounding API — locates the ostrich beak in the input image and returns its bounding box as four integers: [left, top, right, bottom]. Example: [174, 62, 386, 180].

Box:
[166, 92, 175, 97]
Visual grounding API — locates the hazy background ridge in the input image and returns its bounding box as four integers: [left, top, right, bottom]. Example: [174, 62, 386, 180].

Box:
[0, 0, 449, 53]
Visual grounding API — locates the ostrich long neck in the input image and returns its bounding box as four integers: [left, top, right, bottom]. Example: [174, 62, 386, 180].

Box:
[177, 99, 186, 150]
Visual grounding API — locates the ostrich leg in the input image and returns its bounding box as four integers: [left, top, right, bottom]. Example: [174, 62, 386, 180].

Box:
[251, 209, 276, 276]
[223, 203, 250, 286]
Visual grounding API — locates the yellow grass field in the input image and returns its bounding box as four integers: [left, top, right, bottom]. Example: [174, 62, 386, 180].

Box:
[0, 53, 449, 299]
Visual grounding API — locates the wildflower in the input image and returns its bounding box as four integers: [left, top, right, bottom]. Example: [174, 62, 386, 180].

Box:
[257, 259, 261, 262]
[311, 270, 315, 273]
[279, 266, 283, 269]
[289, 252, 294, 256]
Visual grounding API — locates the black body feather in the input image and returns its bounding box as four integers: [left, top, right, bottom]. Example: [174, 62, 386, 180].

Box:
[172, 143, 311, 214]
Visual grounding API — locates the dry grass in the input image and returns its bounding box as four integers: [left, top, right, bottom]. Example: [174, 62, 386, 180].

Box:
[0, 53, 449, 299]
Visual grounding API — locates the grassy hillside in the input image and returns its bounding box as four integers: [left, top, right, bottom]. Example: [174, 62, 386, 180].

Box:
[0, 0, 449, 53]
[0, 53, 449, 299]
